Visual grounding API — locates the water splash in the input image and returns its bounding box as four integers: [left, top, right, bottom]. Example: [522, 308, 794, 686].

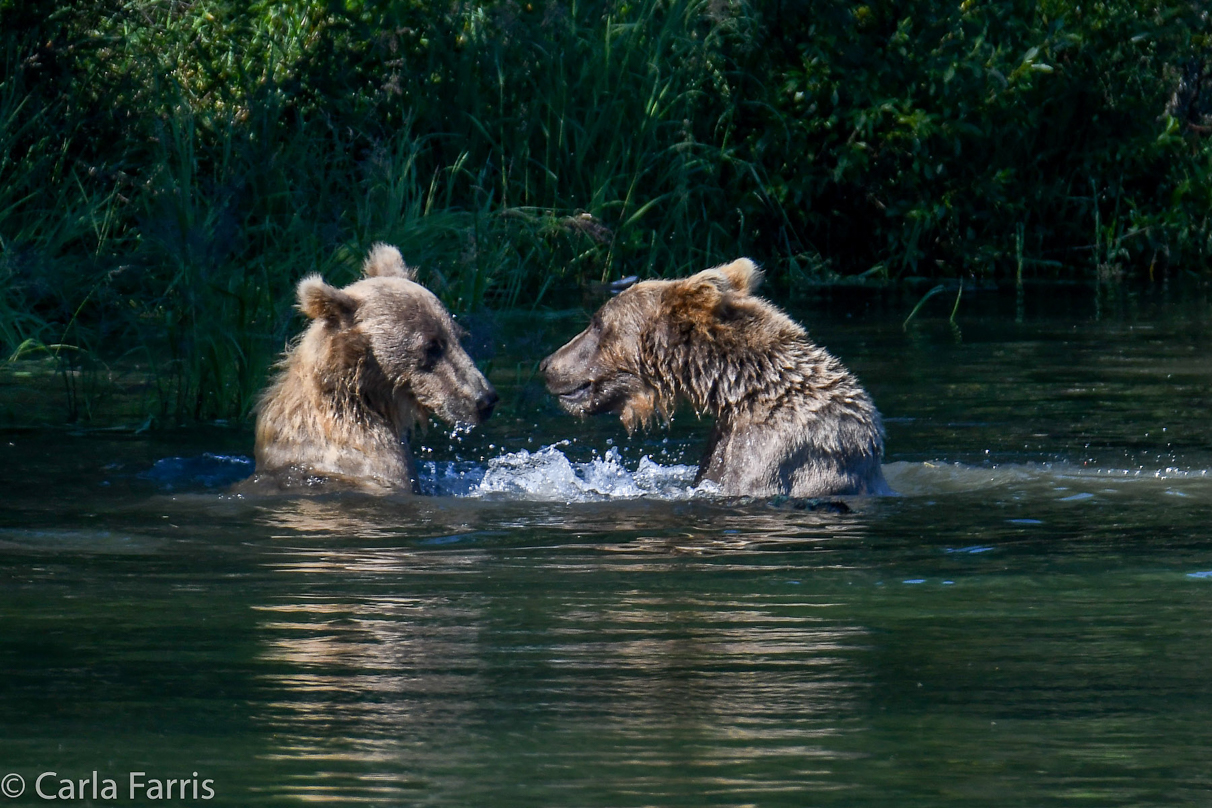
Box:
[146, 450, 1212, 502]
[421, 444, 709, 502]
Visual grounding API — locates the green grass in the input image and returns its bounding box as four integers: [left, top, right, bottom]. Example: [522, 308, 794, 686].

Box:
[1, 0, 1210, 423]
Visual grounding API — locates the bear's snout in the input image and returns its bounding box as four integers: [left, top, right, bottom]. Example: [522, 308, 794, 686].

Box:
[537, 352, 563, 389]
[538, 346, 586, 390]
[477, 387, 500, 421]
[538, 352, 578, 397]
[538, 352, 570, 384]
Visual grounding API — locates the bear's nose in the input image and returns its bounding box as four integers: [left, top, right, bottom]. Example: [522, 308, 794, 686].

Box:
[477, 387, 499, 421]
[537, 354, 552, 377]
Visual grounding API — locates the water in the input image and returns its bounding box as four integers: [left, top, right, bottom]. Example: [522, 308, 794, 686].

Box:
[3, 286, 1212, 806]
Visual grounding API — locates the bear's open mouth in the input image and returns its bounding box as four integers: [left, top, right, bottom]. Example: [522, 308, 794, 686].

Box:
[554, 382, 592, 405]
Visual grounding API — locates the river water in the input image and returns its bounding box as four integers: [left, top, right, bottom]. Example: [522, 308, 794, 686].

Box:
[2, 284, 1211, 806]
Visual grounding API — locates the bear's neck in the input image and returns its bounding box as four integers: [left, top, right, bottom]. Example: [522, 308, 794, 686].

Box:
[255, 334, 418, 490]
[311, 357, 417, 443]
[648, 333, 849, 424]
[641, 330, 886, 496]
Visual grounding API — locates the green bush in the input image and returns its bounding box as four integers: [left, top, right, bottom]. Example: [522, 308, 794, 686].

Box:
[0, 0, 1209, 421]
[748, 0, 1212, 280]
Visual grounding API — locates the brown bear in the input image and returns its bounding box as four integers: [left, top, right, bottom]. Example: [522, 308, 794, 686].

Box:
[539, 259, 890, 497]
[250, 244, 498, 493]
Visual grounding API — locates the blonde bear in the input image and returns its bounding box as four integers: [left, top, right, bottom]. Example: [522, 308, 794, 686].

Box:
[251, 244, 497, 492]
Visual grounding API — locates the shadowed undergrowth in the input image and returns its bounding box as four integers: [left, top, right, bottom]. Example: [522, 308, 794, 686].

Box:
[1, 0, 1210, 423]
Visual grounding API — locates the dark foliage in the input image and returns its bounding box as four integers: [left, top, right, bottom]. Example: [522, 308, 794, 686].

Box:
[1, 0, 1209, 420]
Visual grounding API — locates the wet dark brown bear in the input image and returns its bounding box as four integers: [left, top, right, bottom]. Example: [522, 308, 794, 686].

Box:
[540, 259, 889, 497]
[250, 244, 498, 493]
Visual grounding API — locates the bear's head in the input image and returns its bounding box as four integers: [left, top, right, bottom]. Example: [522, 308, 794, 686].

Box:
[540, 258, 783, 430]
[295, 244, 498, 427]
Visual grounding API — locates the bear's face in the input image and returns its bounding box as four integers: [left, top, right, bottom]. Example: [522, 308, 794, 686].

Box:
[298, 246, 498, 428]
[540, 259, 768, 430]
[538, 285, 661, 421]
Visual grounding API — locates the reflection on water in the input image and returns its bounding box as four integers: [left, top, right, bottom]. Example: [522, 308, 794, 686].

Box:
[2, 291, 1212, 805]
[885, 458, 1212, 495]
[251, 533, 869, 805]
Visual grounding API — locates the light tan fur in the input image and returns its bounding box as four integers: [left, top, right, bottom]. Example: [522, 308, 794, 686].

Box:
[248, 244, 497, 493]
[540, 258, 890, 497]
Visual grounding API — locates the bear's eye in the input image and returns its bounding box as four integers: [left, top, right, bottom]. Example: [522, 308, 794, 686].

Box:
[420, 338, 445, 369]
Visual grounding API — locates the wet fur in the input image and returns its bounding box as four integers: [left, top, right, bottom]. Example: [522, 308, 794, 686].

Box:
[248, 244, 497, 493]
[540, 259, 890, 497]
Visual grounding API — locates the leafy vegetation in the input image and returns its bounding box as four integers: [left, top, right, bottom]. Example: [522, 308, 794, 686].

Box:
[1, 0, 1209, 422]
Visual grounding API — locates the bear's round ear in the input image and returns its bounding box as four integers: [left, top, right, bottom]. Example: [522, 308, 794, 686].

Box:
[716, 258, 762, 294]
[686, 258, 763, 298]
[666, 274, 728, 327]
[362, 243, 416, 280]
[298, 275, 358, 326]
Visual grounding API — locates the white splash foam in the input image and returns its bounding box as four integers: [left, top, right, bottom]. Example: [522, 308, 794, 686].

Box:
[422, 444, 709, 502]
[436, 452, 1212, 503]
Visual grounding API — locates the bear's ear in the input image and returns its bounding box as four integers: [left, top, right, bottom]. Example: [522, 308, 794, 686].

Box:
[297, 275, 358, 327]
[715, 258, 762, 295]
[362, 243, 416, 280]
[685, 258, 763, 298]
[666, 274, 728, 327]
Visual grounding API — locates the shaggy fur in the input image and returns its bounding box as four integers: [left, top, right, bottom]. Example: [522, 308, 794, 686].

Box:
[540, 259, 890, 497]
[249, 244, 498, 493]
